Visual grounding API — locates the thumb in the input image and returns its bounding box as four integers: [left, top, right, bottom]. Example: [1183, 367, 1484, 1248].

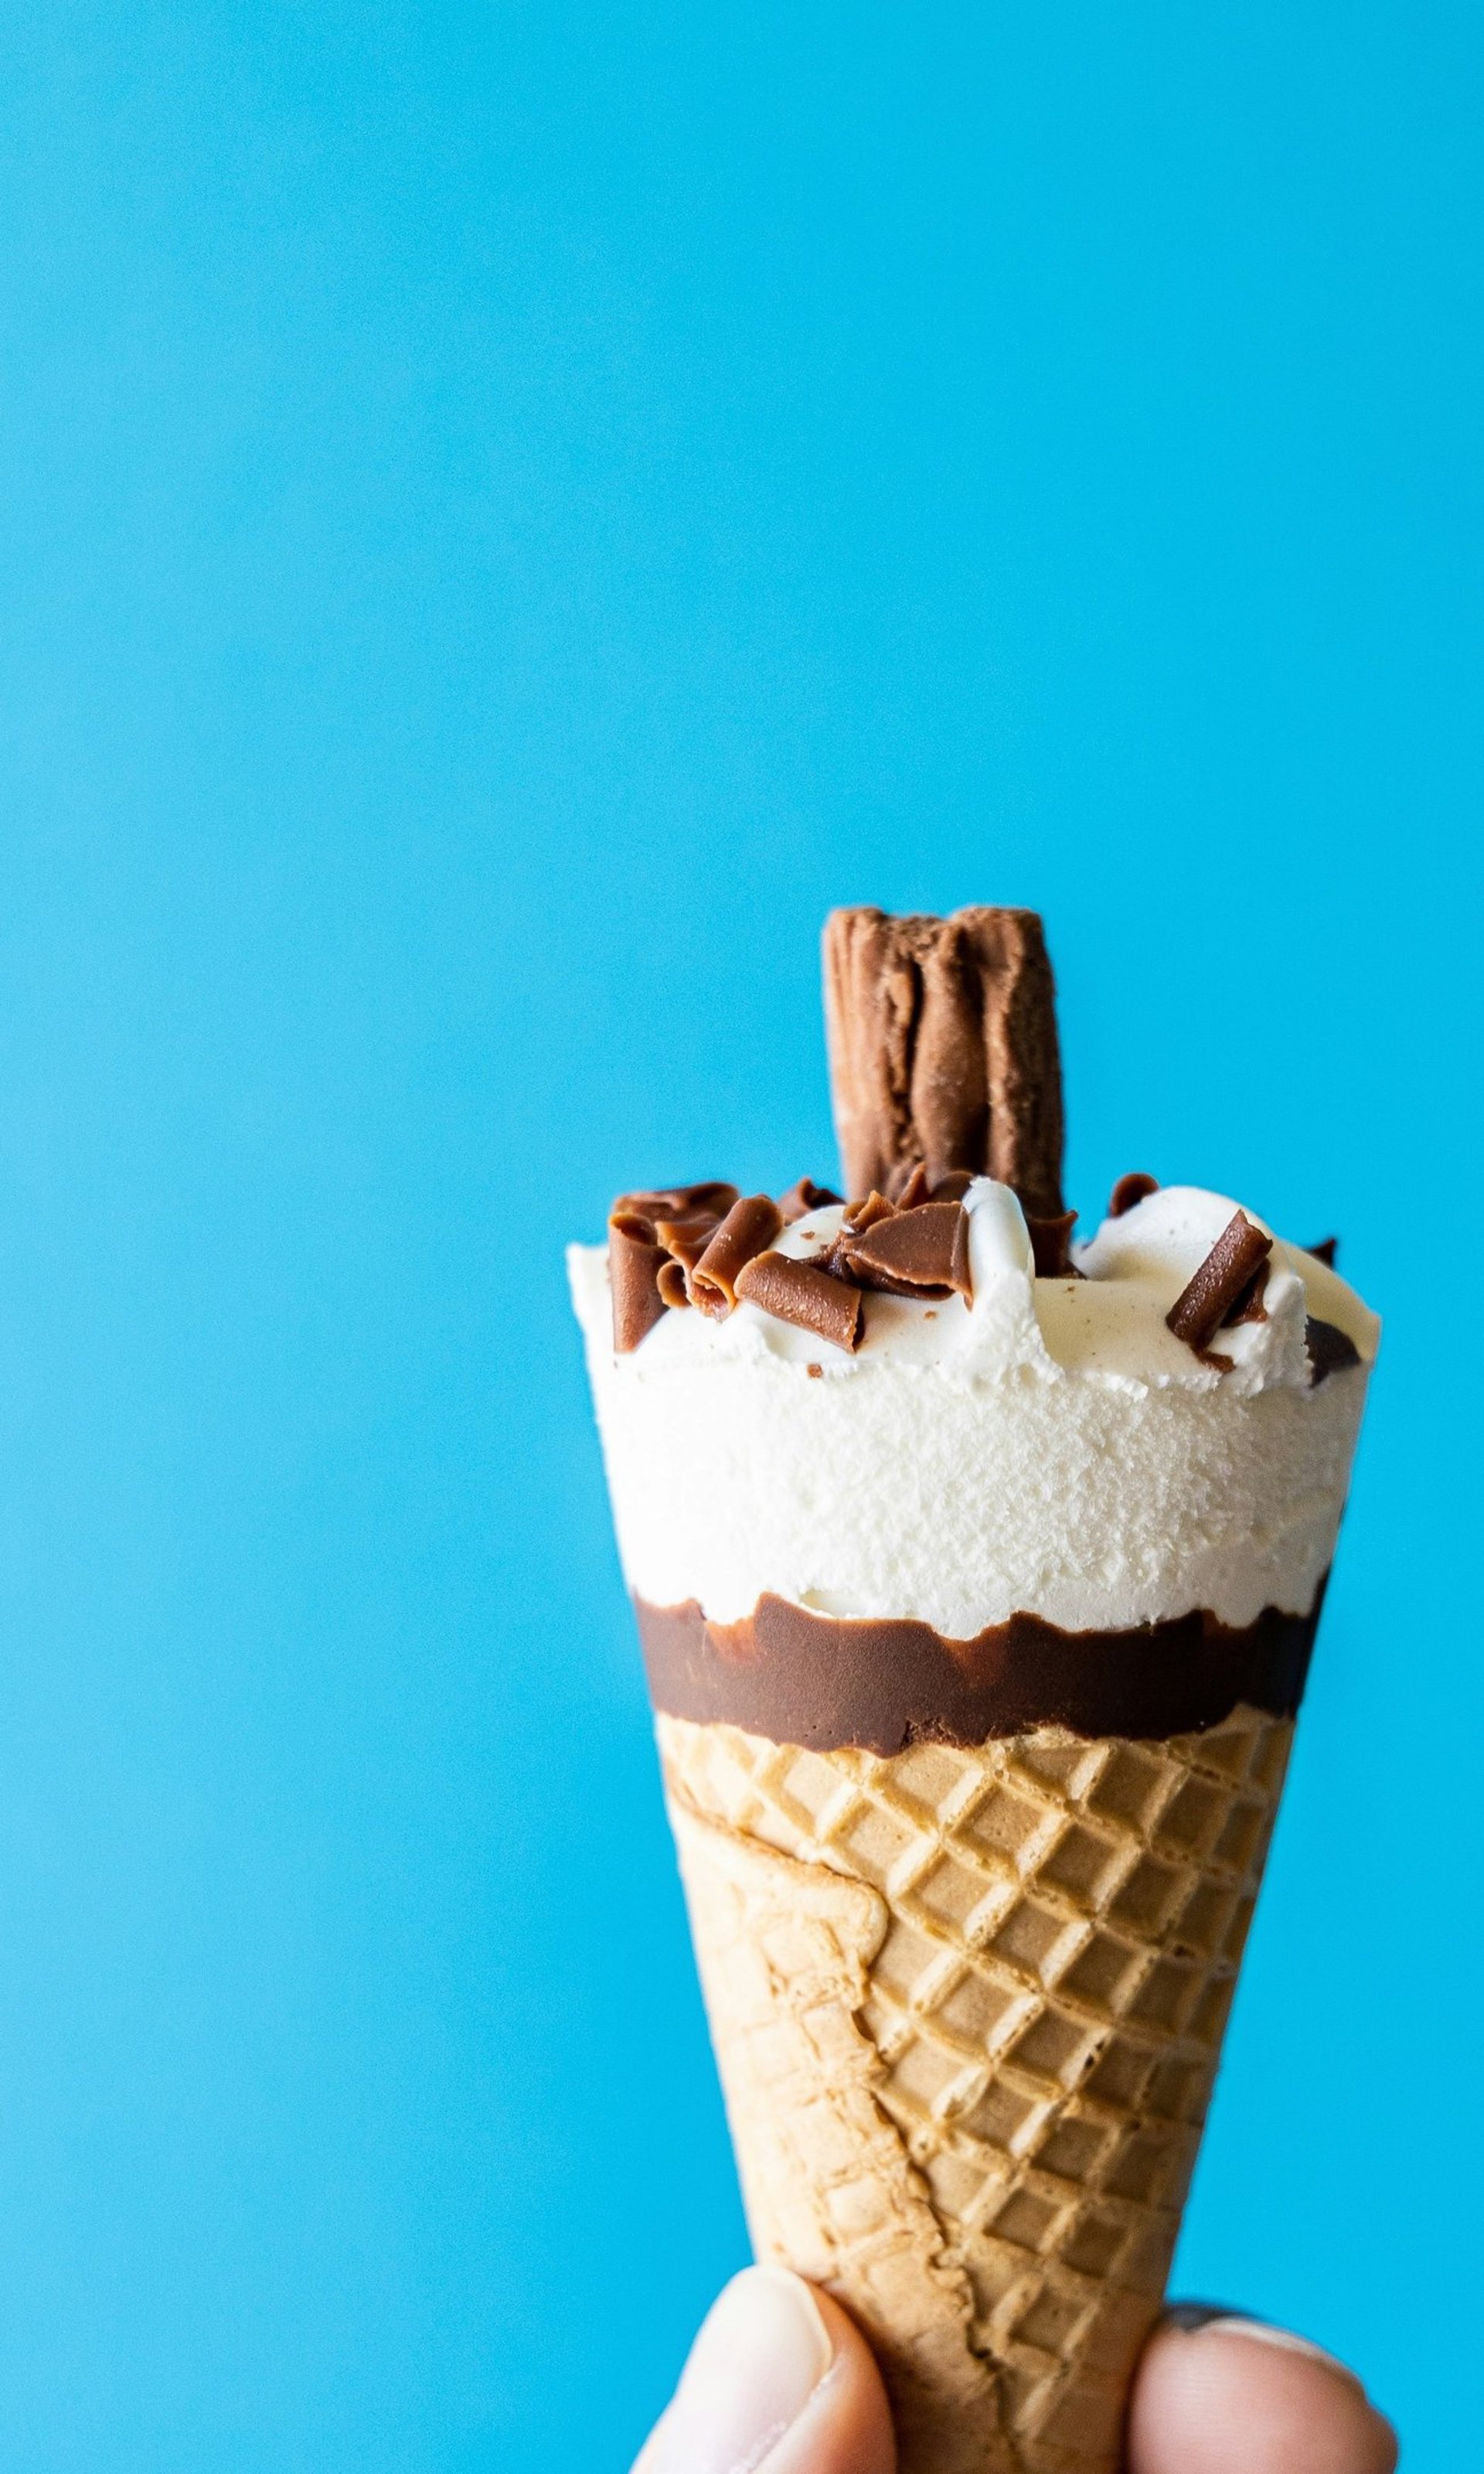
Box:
[1129, 2312, 1398, 2473]
[631, 2268, 896, 2474]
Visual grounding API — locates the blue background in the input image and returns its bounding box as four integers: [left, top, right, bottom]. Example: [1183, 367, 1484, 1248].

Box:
[0, 5, 1477, 2467]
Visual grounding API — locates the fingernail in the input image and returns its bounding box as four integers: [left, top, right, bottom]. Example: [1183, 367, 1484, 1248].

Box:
[651, 2267, 836, 2474]
[1162, 2300, 1238, 2333]
[1166, 2304, 1366, 2388]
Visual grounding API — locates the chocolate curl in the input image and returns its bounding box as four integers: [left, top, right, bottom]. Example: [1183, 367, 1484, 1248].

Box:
[655, 1211, 723, 1252]
[1108, 1172, 1159, 1218]
[654, 1211, 722, 1297]
[1306, 1236, 1339, 1268]
[842, 1200, 972, 1299]
[608, 1180, 740, 1345]
[777, 1177, 842, 1225]
[613, 1180, 739, 1225]
[1166, 1212, 1274, 1356]
[690, 1195, 785, 1317]
[889, 1160, 975, 1208]
[822, 905, 1064, 1217]
[891, 1160, 932, 1209]
[734, 1252, 864, 1353]
[1305, 1317, 1361, 1385]
[608, 1213, 670, 1351]
[842, 1190, 896, 1235]
[825, 1188, 895, 1278]
[655, 1259, 691, 1310]
[950, 1206, 972, 1297]
[1222, 1260, 1269, 1327]
[1026, 1210, 1081, 1279]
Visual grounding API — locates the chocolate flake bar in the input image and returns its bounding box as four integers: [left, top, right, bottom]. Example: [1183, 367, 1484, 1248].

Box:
[822, 906, 1064, 1217]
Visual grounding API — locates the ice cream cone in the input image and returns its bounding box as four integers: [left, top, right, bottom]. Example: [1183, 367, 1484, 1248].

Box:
[569, 905, 1377, 2471]
[659, 1706, 1290, 2474]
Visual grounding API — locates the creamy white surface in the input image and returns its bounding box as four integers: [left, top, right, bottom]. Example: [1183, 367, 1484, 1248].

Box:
[570, 1183, 1377, 1635]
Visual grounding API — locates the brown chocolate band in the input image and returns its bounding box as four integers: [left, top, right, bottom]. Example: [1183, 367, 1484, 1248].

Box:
[635, 1586, 1326, 1753]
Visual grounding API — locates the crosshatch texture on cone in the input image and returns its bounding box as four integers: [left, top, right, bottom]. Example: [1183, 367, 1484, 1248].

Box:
[658, 1706, 1293, 2474]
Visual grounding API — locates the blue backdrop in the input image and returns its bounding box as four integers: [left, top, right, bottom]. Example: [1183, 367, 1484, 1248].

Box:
[0, 6, 1477, 2468]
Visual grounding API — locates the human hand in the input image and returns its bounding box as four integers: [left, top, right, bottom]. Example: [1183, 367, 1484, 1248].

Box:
[631, 2268, 1398, 2474]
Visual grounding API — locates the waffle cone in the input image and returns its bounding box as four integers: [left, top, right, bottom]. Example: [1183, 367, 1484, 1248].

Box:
[657, 1705, 1292, 2474]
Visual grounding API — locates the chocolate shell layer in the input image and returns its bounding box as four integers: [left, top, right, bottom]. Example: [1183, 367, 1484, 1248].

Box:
[635, 1586, 1326, 1753]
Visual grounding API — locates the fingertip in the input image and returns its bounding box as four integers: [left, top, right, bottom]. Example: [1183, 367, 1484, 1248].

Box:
[781, 2281, 898, 2474]
[629, 2269, 896, 2474]
[1130, 2315, 1397, 2474]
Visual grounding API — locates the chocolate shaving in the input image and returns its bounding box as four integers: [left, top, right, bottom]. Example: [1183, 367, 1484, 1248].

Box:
[950, 1208, 972, 1298]
[840, 1200, 972, 1299]
[1108, 1172, 1159, 1218]
[655, 1258, 692, 1310]
[734, 1251, 865, 1352]
[777, 1177, 842, 1224]
[654, 1211, 722, 1265]
[891, 1161, 932, 1209]
[822, 906, 1064, 1216]
[1166, 1211, 1275, 1355]
[888, 1158, 977, 1208]
[1221, 1259, 1269, 1327]
[608, 1213, 670, 1351]
[825, 1190, 896, 1273]
[842, 1189, 896, 1235]
[613, 1181, 738, 1225]
[1305, 1317, 1361, 1385]
[1026, 1209, 1081, 1280]
[608, 1184, 738, 1345]
[689, 1195, 785, 1317]
[1306, 1237, 1339, 1269]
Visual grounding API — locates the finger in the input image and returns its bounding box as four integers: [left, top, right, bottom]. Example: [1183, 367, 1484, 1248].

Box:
[1129, 2311, 1398, 2474]
[630, 2267, 896, 2474]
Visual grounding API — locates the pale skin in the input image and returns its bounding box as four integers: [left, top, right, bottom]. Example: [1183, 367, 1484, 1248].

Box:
[632, 2268, 1399, 2474]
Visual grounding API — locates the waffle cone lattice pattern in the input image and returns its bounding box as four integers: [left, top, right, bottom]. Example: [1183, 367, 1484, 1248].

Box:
[659, 1706, 1292, 2474]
